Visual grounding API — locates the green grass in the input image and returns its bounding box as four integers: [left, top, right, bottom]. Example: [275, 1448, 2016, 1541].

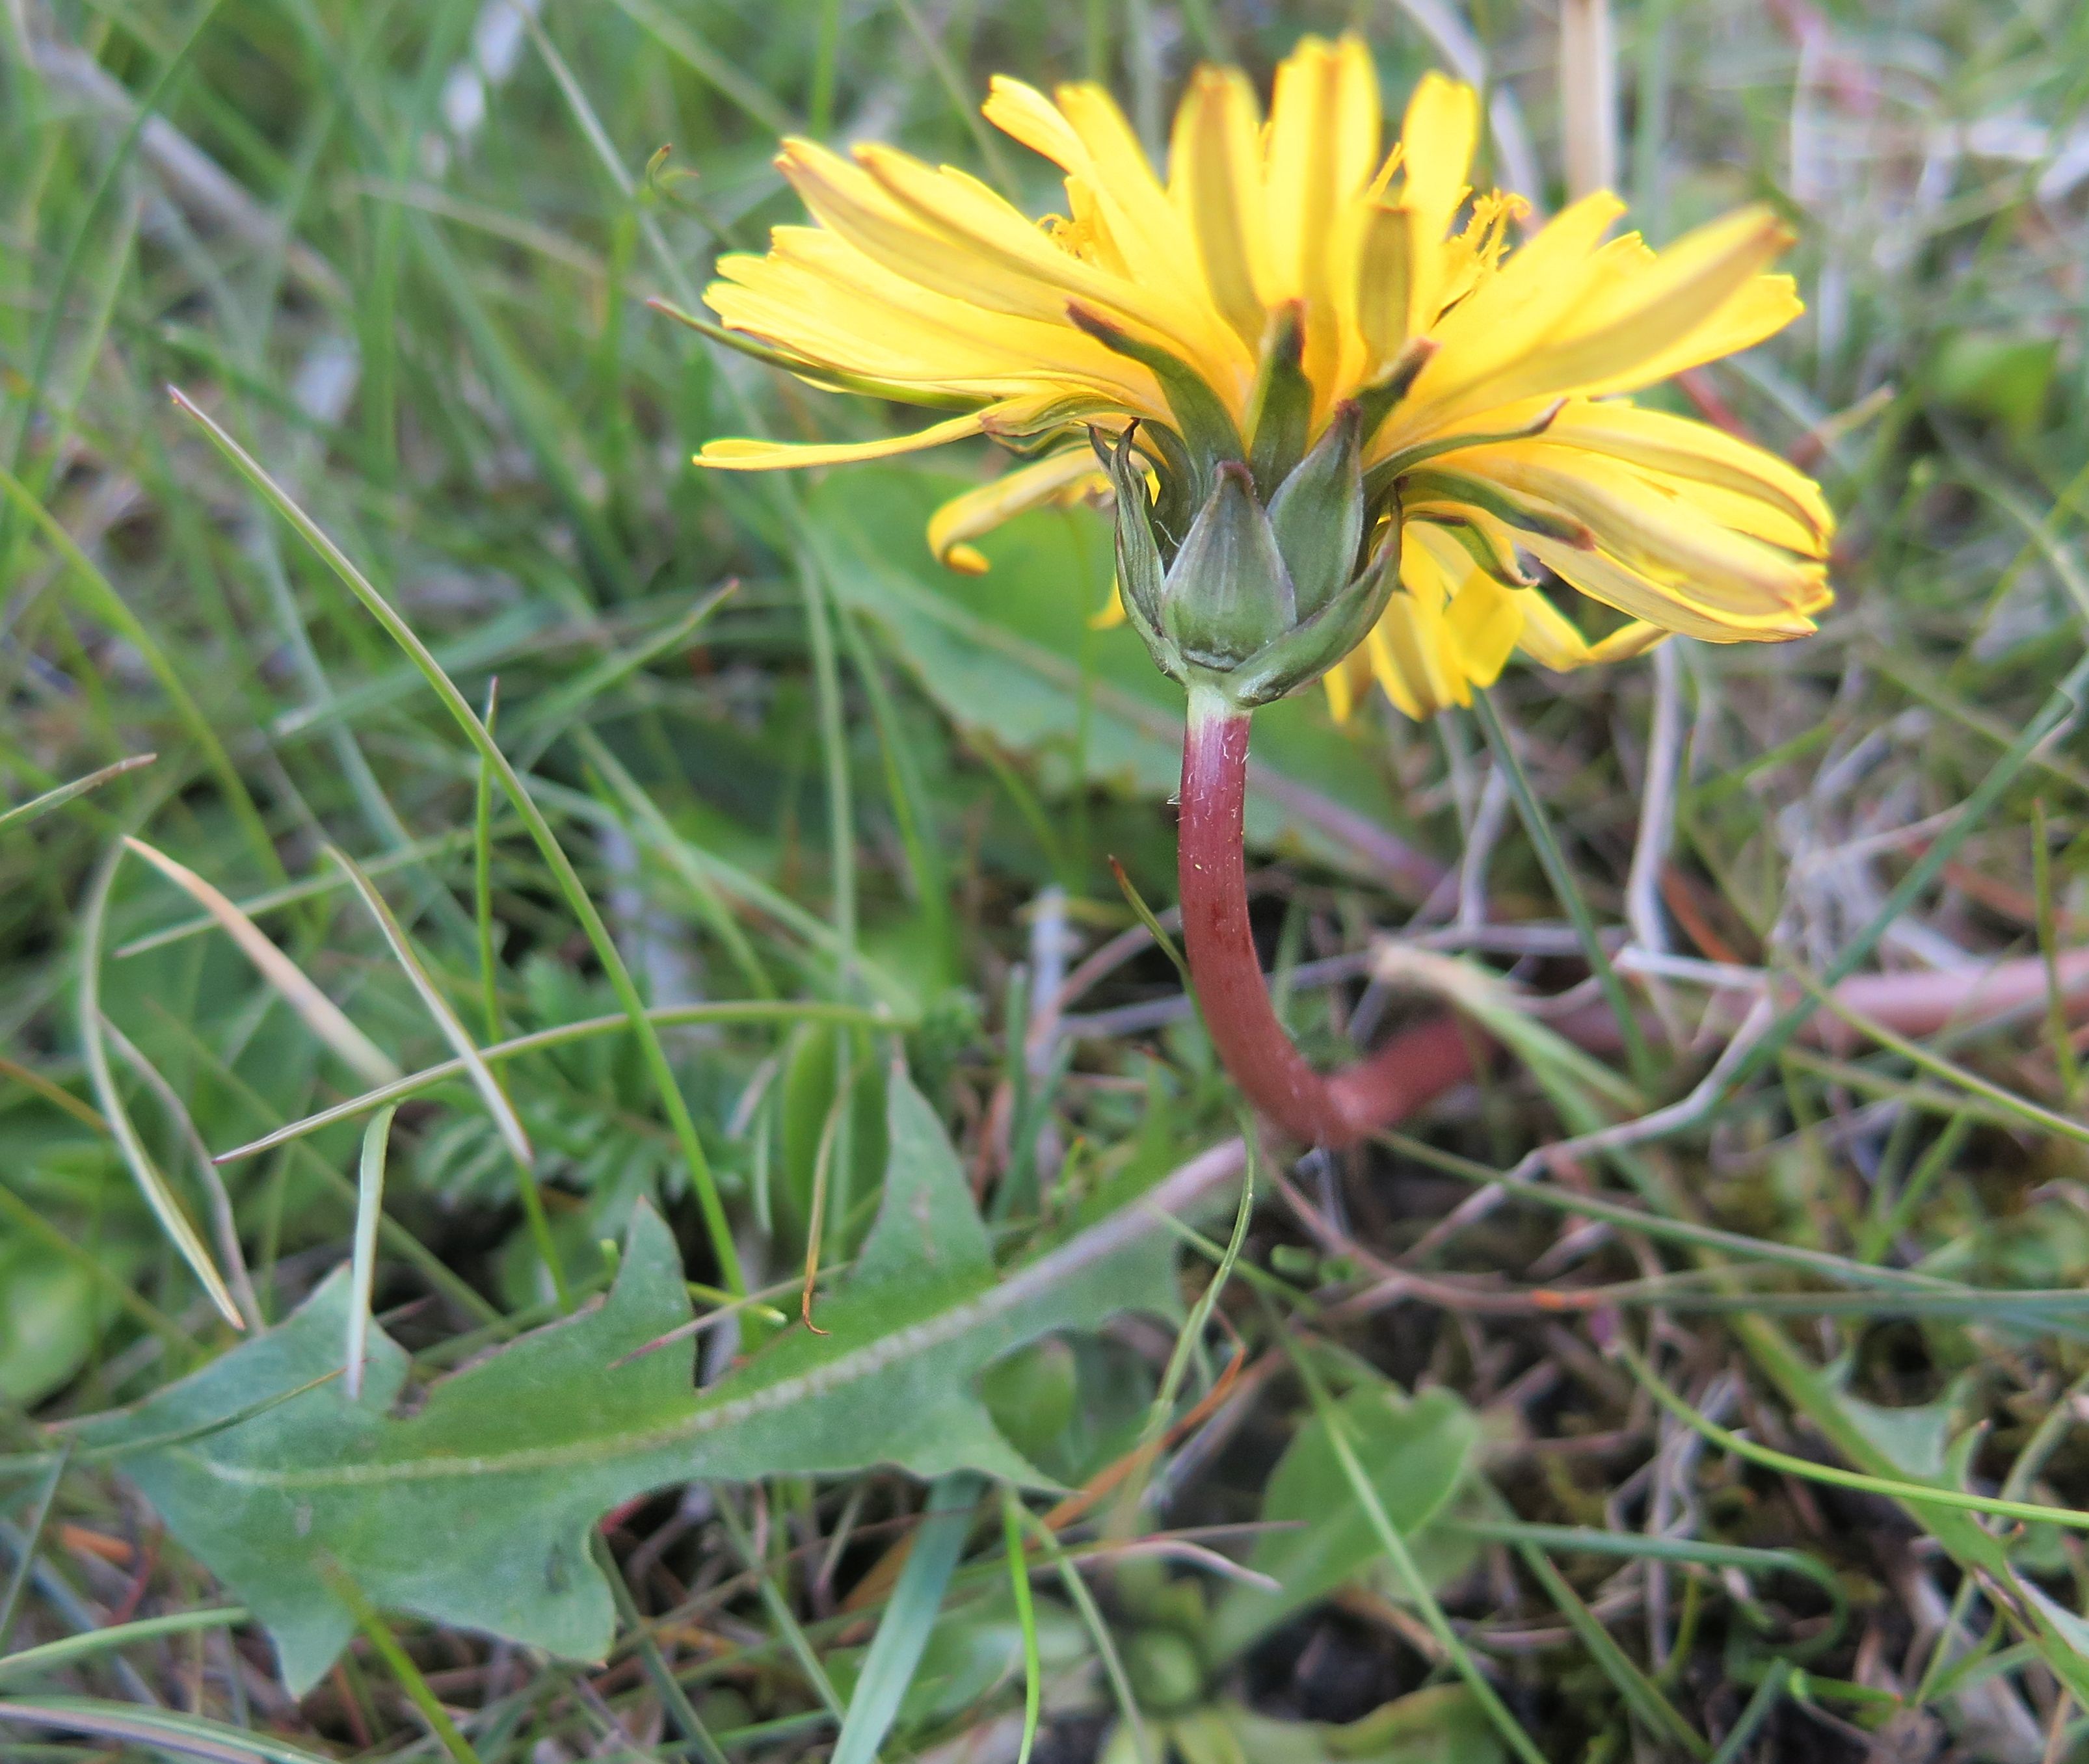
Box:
[4, 1, 2089, 1761]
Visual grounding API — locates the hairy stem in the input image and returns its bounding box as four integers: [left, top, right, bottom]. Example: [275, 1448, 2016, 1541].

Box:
[1177, 692, 1469, 1147]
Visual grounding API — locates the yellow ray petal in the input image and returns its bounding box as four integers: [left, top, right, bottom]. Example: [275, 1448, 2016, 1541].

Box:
[1577, 274, 1805, 396]
[777, 139, 1082, 328]
[1457, 206, 1796, 415]
[1447, 440, 1825, 618]
[1398, 72, 1480, 328]
[989, 77, 1219, 326]
[699, 409, 987, 470]
[926, 447, 1109, 572]
[1514, 591, 1667, 670]
[1402, 192, 1627, 413]
[1513, 589, 1596, 669]
[1052, 84, 1201, 277]
[1320, 647, 1372, 721]
[1404, 503, 1539, 586]
[1583, 620, 1671, 663]
[779, 135, 1170, 363]
[1541, 398, 1833, 547]
[1521, 531, 1819, 642]
[1406, 523, 1524, 691]
[710, 229, 1164, 412]
[1265, 36, 1383, 413]
[983, 74, 1091, 168]
[1353, 202, 1413, 369]
[858, 145, 1247, 402]
[1445, 572, 1524, 687]
[1368, 596, 1466, 718]
[1368, 529, 1478, 715]
[1167, 66, 1270, 347]
[1625, 473, 1823, 555]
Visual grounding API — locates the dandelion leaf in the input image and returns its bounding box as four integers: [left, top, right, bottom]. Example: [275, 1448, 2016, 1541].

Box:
[76, 1070, 1177, 1694]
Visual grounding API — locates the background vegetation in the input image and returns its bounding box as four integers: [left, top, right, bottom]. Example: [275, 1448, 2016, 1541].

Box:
[3, 0, 2088, 1759]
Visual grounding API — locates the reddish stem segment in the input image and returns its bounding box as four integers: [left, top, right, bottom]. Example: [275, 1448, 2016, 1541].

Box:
[1178, 702, 1469, 1148]
[1178, 702, 2089, 1148]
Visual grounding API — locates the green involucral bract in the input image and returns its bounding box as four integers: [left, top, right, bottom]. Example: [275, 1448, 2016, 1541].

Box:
[71, 1069, 1182, 1695]
[1103, 376, 1402, 710]
[1160, 462, 1298, 668]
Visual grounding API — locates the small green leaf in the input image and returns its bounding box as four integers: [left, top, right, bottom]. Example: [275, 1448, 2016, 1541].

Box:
[1227, 1686, 1507, 1763]
[1208, 1381, 1478, 1661]
[0, 1238, 129, 1406]
[1928, 329, 2058, 438]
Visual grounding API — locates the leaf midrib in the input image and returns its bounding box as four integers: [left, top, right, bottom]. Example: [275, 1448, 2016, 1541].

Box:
[157, 1185, 1173, 1493]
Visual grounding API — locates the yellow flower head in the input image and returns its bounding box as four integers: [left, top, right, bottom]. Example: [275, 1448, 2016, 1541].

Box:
[696, 36, 1833, 718]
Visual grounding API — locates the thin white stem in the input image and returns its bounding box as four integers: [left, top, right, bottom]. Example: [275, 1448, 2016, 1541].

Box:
[1626, 640, 1685, 959]
[1560, 0, 1619, 199]
[1456, 762, 1515, 931]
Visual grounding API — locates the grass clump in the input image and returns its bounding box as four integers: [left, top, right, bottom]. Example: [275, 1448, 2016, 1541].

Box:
[4, 3, 2089, 1761]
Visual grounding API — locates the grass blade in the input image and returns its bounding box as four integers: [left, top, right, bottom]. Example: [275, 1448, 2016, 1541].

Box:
[572, 730, 780, 1003]
[323, 1563, 483, 1764]
[210, 998, 887, 1163]
[1113, 1126, 1255, 1526]
[1473, 688, 1655, 1086]
[1622, 1337, 2089, 1534]
[0, 1700, 338, 1764]
[168, 386, 745, 1297]
[508, 583, 735, 767]
[0, 466, 281, 882]
[326, 847, 529, 1167]
[79, 843, 243, 1328]
[113, 828, 485, 959]
[830, 1473, 983, 1764]
[717, 1495, 847, 1724]
[1708, 1663, 1790, 1764]
[1802, 969, 2089, 1144]
[0, 1179, 187, 1349]
[473, 678, 503, 1044]
[1516, 1540, 1709, 1756]
[1452, 1519, 1846, 1657]
[1279, 1327, 1547, 1764]
[0, 1441, 72, 1646]
[0, 753, 154, 833]
[1731, 646, 2089, 1092]
[124, 834, 399, 1087]
[588, 1531, 732, 1764]
[327, 845, 566, 1308]
[596, 0, 797, 146]
[101, 1016, 263, 1330]
[0, 1607, 248, 1687]
[1022, 1504, 1155, 1764]
[346, 1106, 397, 1401]
[1001, 1486, 1043, 1764]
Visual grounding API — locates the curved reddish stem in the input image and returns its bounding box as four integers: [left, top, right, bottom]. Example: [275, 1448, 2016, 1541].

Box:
[1179, 698, 2089, 1149]
[1178, 700, 1468, 1148]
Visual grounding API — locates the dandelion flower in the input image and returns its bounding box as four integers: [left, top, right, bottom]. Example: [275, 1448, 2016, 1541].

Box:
[693, 35, 1831, 722]
[682, 36, 1833, 1146]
